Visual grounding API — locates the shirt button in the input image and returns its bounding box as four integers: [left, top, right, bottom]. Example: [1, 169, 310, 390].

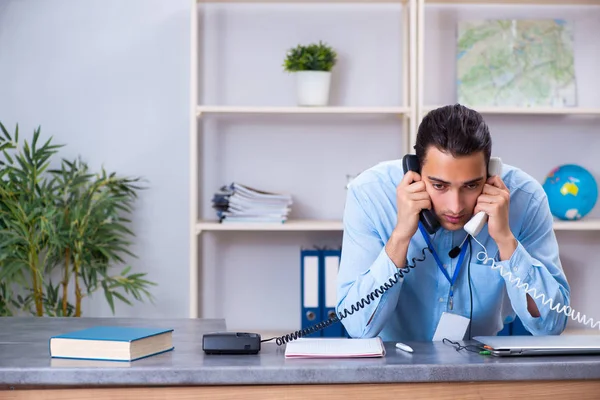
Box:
[443, 264, 448, 268]
[512, 266, 518, 272]
[439, 297, 444, 302]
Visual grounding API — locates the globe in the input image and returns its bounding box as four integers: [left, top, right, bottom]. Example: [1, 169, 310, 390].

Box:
[542, 164, 598, 221]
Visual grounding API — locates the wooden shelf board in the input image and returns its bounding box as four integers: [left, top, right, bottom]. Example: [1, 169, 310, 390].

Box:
[425, 0, 600, 4]
[196, 218, 600, 233]
[198, 0, 407, 3]
[196, 219, 344, 233]
[423, 105, 600, 115]
[197, 106, 410, 115]
[553, 219, 600, 231]
[197, 0, 599, 4]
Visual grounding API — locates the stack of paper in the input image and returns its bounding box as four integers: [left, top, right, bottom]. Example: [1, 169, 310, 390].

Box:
[212, 182, 293, 224]
[284, 337, 385, 359]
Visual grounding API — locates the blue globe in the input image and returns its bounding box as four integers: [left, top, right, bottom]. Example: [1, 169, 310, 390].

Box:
[542, 164, 598, 221]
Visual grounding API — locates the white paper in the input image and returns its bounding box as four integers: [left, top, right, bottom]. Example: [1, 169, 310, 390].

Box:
[432, 312, 471, 341]
[285, 337, 385, 358]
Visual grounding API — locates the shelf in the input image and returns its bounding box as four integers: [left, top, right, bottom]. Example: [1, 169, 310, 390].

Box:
[422, 106, 600, 116]
[553, 219, 600, 231]
[197, 218, 600, 233]
[196, 220, 344, 233]
[198, 0, 599, 3]
[197, 106, 410, 116]
[425, 0, 600, 4]
[198, 0, 408, 3]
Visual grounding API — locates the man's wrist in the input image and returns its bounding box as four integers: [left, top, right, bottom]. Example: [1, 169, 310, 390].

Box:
[385, 229, 411, 268]
[390, 228, 412, 246]
[496, 233, 517, 261]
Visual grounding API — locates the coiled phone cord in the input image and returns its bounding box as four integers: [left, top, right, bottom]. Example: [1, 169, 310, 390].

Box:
[265, 234, 599, 347]
[262, 246, 433, 346]
[470, 236, 600, 331]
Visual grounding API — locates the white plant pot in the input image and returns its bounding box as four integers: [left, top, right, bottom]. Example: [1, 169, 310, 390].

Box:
[296, 71, 332, 106]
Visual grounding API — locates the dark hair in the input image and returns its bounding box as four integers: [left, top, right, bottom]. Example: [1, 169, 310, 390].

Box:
[415, 104, 491, 169]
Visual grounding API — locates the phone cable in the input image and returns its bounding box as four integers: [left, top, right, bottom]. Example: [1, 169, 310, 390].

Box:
[470, 235, 600, 331]
[262, 245, 433, 346]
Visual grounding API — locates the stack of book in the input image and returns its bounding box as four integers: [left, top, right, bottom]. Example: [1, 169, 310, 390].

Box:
[212, 182, 293, 224]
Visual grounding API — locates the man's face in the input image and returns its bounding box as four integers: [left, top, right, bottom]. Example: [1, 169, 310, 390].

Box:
[420, 146, 487, 231]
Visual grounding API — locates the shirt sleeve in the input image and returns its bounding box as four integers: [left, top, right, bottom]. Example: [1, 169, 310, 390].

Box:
[336, 183, 405, 338]
[494, 192, 571, 335]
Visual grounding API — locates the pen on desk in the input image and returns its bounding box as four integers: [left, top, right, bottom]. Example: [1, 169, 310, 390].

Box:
[395, 342, 413, 353]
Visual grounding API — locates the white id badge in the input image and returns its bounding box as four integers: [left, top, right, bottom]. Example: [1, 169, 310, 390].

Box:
[432, 312, 471, 341]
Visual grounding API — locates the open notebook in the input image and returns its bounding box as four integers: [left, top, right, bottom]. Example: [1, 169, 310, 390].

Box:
[284, 337, 385, 359]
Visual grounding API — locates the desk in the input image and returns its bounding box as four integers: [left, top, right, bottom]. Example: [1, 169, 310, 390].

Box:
[1, 317, 600, 399]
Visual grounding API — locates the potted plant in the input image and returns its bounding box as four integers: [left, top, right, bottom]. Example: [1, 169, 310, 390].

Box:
[0, 122, 156, 317]
[283, 41, 337, 106]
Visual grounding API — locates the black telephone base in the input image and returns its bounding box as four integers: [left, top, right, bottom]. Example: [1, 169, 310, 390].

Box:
[202, 332, 261, 355]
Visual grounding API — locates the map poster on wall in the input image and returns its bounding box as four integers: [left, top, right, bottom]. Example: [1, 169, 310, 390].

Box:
[456, 19, 577, 108]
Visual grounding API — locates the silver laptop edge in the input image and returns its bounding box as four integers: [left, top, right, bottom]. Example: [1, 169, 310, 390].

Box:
[473, 335, 600, 357]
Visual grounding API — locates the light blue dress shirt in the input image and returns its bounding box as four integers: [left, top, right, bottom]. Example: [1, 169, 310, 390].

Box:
[336, 159, 571, 341]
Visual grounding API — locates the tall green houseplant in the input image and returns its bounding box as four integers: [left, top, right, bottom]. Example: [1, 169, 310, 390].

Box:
[0, 124, 60, 316]
[0, 122, 156, 317]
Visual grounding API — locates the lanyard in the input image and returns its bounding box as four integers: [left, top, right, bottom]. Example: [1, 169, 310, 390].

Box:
[418, 222, 468, 310]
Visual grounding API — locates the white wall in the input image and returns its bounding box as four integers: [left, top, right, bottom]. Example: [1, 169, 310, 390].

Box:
[0, 0, 192, 318]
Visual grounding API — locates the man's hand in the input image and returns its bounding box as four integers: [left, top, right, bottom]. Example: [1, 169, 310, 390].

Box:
[474, 175, 515, 256]
[393, 171, 431, 242]
[475, 176, 540, 318]
[385, 171, 431, 268]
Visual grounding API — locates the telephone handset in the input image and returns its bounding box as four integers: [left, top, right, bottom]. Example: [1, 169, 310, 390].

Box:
[402, 155, 441, 235]
[465, 157, 503, 236]
[401, 154, 503, 237]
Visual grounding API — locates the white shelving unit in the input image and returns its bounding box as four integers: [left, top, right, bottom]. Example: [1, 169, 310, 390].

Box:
[189, 0, 418, 320]
[189, 0, 600, 326]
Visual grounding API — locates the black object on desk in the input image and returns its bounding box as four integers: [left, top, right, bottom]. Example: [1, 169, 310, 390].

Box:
[202, 332, 261, 355]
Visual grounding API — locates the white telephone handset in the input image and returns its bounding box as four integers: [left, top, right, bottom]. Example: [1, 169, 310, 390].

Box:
[464, 157, 503, 237]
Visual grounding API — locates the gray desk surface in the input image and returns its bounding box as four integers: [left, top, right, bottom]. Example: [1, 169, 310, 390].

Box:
[1, 317, 600, 387]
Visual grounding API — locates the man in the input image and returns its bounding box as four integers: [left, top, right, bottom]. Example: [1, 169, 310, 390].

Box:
[336, 104, 570, 342]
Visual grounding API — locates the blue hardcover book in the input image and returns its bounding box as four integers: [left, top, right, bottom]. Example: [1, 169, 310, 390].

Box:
[49, 326, 174, 362]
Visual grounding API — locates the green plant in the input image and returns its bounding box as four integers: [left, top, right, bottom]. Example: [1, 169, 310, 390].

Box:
[0, 124, 62, 316]
[0, 122, 156, 317]
[49, 157, 155, 316]
[283, 41, 337, 72]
